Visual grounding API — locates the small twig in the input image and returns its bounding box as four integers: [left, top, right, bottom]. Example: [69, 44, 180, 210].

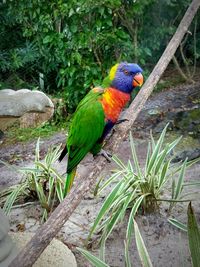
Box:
[180, 43, 192, 79]
[117, 8, 135, 40]
[68, 218, 89, 231]
[93, 47, 102, 69]
[172, 55, 188, 81]
[192, 16, 197, 77]
[155, 198, 197, 203]
[183, 182, 200, 187]
[11, 201, 39, 209]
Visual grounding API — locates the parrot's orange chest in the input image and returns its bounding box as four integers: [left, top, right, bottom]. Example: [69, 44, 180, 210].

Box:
[100, 88, 130, 123]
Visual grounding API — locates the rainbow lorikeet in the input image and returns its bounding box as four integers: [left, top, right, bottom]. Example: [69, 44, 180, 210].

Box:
[59, 62, 143, 196]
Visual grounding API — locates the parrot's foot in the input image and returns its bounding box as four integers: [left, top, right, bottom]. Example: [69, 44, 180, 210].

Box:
[98, 149, 112, 162]
[116, 119, 129, 125]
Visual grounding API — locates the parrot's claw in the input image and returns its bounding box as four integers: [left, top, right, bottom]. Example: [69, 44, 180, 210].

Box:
[98, 149, 112, 162]
[116, 119, 129, 125]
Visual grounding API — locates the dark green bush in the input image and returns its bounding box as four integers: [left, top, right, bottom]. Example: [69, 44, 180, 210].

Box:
[0, 0, 199, 112]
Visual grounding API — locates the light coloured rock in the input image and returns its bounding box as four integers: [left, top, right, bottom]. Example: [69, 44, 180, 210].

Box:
[10, 232, 77, 267]
[0, 209, 18, 267]
[0, 89, 54, 117]
[0, 209, 9, 240]
[0, 235, 14, 262]
[19, 107, 54, 128]
[0, 89, 54, 130]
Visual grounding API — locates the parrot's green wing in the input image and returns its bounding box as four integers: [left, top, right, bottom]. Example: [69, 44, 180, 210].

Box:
[67, 89, 105, 173]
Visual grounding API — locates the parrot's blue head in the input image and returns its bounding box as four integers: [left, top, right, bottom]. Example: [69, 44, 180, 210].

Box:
[109, 62, 144, 93]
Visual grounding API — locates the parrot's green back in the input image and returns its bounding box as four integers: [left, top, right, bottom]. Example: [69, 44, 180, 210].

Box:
[64, 89, 105, 195]
[67, 91, 105, 172]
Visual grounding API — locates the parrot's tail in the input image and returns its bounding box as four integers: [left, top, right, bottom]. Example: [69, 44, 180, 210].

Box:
[63, 167, 77, 197]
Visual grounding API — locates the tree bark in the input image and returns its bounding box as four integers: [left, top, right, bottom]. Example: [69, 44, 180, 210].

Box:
[9, 0, 200, 266]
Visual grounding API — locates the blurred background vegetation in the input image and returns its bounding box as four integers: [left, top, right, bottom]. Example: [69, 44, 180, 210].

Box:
[0, 0, 199, 112]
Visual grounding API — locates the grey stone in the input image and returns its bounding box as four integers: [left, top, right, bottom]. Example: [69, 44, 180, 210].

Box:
[0, 209, 18, 265]
[0, 209, 9, 240]
[10, 232, 77, 267]
[172, 148, 200, 163]
[147, 108, 161, 116]
[0, 89, 53, 117]
[0, 208, 77, 267]
[0, 89, 54, 130]
[0, 235, 14, 262]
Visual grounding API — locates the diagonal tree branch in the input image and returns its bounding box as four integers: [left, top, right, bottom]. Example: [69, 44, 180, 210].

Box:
[9, 0, 200, 266]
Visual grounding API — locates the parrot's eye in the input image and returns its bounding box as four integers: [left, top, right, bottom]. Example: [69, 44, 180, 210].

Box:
[123, 70, 129, 75]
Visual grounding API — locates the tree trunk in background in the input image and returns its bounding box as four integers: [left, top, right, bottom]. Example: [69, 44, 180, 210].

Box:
[172, 55, 188, 81]
[9, 0, 200, 266]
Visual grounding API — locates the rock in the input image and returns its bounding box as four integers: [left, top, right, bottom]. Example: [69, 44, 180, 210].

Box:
[0, 209, 18, 267]
[0, 235, 14, 262]
[0, 209, 9, 240]
[173, 108, 200, 138]
[0, 89, 54, 130]
[153, 120, 171, 133]
[172, 148, 200, 163]
[19, 107, 54, 128]
[0, 89, 54, 117]
[0, 209, 77, 267]
[10, 232, 77, 267]
[147, 108, 161, 116]
[0, 208, 77, 267]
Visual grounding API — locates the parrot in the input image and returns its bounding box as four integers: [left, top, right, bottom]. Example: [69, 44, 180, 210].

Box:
[59, 62, 144, 197]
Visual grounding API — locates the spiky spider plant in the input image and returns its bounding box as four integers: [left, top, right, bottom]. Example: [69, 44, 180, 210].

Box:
[0, 138, 65, 221]
[79, 203, 200, 267]
[87, 124, 200, 261]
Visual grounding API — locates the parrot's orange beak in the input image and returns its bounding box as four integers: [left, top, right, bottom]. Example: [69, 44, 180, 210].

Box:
[133, 73, 144, 87]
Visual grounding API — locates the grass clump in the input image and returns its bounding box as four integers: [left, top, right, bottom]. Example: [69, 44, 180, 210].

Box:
[0, 138, 65, 221]
[5, 118, 69, 144]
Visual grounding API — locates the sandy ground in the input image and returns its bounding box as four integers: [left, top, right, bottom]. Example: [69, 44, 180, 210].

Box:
[0, 82, 200, 267]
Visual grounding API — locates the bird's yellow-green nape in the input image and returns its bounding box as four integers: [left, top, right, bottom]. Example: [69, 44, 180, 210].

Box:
[102, 63, 119, 88]
[109, 63, 119, 81]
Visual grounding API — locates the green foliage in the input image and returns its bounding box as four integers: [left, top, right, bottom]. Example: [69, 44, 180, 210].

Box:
[5, 121, 68, 144]
[78, 219, 153, 267]
[77, 219, 153, 267]
[169, 203, 200, 267]
[80, 204, 200, 267]
[0, 138, 65, 222]
[77, 247, 110, 267]
[0, 42, 39, 72]
[187, 202, 200, 267]
[79, 126, 200, 266]
[168, 218, 187, 232]
[0, 0, 199, 111]
[133, 220, 153, 267]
